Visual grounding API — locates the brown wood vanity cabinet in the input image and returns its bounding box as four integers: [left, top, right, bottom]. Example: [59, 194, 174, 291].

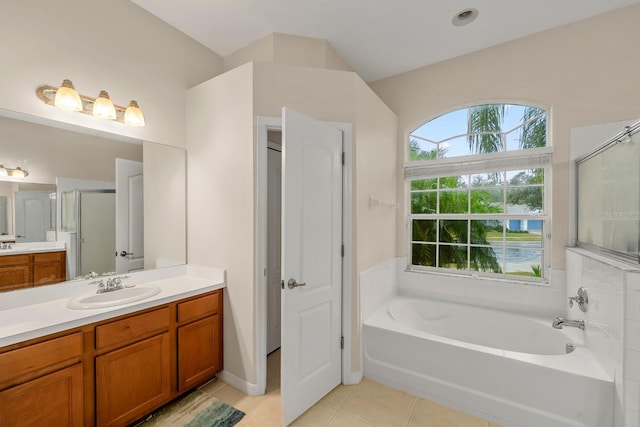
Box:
[95, 307, 172, 427]
[177, 292, 223, 391]
[0, 288, 223, 427]
[0, 250, 67, 291]
[0, 332, 84, 426]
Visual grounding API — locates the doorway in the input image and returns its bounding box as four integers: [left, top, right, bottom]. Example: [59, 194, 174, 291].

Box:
[266, 131, 282, 358]
[256, 114, 354, 424]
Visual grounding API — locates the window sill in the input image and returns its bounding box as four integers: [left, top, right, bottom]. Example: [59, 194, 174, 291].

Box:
[404, 265, 551, 287]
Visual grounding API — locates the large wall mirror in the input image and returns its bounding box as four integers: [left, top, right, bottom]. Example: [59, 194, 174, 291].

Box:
[0, 110, 186, 292]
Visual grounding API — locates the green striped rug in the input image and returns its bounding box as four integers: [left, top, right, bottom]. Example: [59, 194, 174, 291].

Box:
[138, 390, 245, 427]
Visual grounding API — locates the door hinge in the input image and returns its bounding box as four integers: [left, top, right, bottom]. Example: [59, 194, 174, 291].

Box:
[341, 244, 344, 257]
[341, 152, 345, 165]
[341, 336, 344, 349]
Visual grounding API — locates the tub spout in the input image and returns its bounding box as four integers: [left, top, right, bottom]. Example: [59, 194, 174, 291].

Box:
[552, 317, 585, 330]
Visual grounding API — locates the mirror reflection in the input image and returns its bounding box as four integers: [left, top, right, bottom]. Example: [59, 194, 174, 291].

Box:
[0, 112, 186, 292]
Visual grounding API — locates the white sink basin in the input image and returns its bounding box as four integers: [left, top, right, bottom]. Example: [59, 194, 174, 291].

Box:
[67, 286, 161, 310]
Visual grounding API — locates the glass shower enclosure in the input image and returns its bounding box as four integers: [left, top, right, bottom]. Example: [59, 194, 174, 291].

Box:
[576, 119, 640, 263]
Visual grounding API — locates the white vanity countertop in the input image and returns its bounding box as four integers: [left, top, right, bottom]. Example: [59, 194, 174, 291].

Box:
[0, 264, 226, 348]
[0, 242, 66, 255]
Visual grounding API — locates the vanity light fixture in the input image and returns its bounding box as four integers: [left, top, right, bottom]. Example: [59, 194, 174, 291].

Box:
[36, 79, 145, 127]
[53, 79, 83, 111]
[124, 100, 145, 127]
[0, 165, 29, 178]
[92, 90, 117, 120]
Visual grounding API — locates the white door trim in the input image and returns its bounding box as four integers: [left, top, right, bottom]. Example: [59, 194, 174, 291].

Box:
[255, 115, 353, 395]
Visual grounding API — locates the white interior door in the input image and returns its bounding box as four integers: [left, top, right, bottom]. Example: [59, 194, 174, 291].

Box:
[14, 191, 52, 242]
[267, 146, 282, 354]
[115, 159, 144, 273]
[281, 108, 343, 425]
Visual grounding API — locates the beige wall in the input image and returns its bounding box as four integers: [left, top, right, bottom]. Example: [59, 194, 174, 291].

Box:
[186, 63, 256, 383]
[369, 3, 640, 269]
[143, 142, 187, 269]
[1, 0, 223, 147]
[187, 61, 396, 385]
[225, 33, 352, 74]
[254, 63, 397, 372]
[0, 115, 142, 185]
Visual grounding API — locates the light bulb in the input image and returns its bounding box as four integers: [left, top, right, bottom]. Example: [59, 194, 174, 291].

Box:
[54, 79, 83, 111]
[0, 166, 7, 177]
[9, 167, 28, 178]
[92, 90, 117, 120]
[124, 100, 145, 127]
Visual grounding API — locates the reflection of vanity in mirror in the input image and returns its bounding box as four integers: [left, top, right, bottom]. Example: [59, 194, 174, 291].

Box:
[0, 111, 186, 292]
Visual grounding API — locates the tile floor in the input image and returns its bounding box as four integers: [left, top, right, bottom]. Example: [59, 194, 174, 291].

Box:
[198, 350, 502, 427]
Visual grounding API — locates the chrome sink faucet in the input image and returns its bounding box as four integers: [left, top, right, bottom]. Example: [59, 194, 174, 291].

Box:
[93, 275, 130, 293]
[552, 317, 585, 330]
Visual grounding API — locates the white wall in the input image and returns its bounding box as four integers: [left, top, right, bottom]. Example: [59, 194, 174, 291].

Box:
[1, 0, 223, 147]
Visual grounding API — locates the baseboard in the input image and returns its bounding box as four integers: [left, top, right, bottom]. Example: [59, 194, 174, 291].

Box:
[343, 369, 363, 385]
[218, 370, 262, 396]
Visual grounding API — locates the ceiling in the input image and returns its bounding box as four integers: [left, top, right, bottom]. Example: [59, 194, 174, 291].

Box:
[130, 0, 640, 83]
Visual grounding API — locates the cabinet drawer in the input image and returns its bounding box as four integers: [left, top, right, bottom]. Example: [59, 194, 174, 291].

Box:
[177, 291, 221, 324]
[34, 251, 65, 263]
[96, 308, 170, 350]
[0, 332, 82, 387]
[0, 254, 30, 266]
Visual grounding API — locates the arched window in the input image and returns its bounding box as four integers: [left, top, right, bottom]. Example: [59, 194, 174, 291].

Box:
[405, 103, 551, 282]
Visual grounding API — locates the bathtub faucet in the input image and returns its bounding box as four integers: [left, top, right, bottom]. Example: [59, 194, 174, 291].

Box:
[552, 317, 585, 330]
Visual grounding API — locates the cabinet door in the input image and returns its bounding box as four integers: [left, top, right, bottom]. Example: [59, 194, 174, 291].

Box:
[178, 314, 221, 391]
[33, 252, 66, 286]
[0, 364, 83, 427]
[0, 264, 31, 291]
[96, 333, 171, 427]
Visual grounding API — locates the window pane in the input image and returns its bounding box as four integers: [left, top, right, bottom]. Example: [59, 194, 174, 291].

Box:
[506, 187, 543, 212]
[438, 244, 467, 270]
[408, 104, 546, 162]
[409, 138, 439, 160]
[504, 249, 542, 277]
[471, 172, 504, 187]
[411, 109, 468, 142]
[411, 192, 437, 214]
[507, 169, 543, 185]
[440, 220, 467, 244]
[412, 220, 436, 242]
[470, 246, 502, 273]
[437, 136, 473, 158]
[439, 176, 468, 189]
[471, 220, 502, 245]
[411, 178, 437, 191]
[412, 243, 436, 267]
[470, 188, 503, 213]
[505, 226, 542, 248]
[439, 190, 468, 213]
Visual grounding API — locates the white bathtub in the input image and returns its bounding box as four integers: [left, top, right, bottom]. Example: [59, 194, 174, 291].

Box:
[363, 297, 613, 427]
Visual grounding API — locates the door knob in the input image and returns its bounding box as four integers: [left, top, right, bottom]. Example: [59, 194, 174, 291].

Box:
[119, 251, 133, 257]
[287, 278, 307, 289]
